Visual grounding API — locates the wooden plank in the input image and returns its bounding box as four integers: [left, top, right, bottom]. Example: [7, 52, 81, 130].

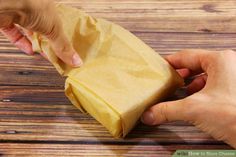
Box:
[0, 32, 235, 87]
[0, 0, 235, 156]
[0, 65, 64, 87]
[0, 86, 227, 145]
[0, 143, 231, 157]
[56, 0, 236, 33]
[0, 86, 66, 104]
[0, 0, 235, 35]
[135, 32, 236, 53]
[1, 32, 235, 55]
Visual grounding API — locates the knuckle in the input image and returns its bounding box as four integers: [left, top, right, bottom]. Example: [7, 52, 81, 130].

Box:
[178, 49, 192, 55]
[151, 103, 169, 123]
[221, 49, 236, 59]
[22, 0, 57, 34]
[160, 103, 169, 121]
[200, 51, 215, 61]
[199, 52, 218, 70]
[181, 100, 194, 121]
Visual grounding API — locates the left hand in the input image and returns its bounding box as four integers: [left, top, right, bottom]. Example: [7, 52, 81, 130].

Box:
[0, 0, 82, 67]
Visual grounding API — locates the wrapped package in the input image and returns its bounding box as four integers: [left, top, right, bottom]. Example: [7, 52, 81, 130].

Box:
[32, 4, 184, 138]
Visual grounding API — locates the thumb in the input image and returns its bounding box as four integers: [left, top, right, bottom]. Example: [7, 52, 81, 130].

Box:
[0, 0, 83, 67]
[141, 99, 190, 125]
[29, 1, 83, 67]
[48, 31, 83, 67]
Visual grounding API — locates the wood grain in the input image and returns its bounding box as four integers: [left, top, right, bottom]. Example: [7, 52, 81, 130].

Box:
[0, 0, 235, 156]
[0, 144, 231, 157]
[56, 0, 236, 33]
[0, 86, 212, 142]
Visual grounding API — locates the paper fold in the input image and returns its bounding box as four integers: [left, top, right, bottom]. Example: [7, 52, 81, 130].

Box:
[32, 4, 184, 138]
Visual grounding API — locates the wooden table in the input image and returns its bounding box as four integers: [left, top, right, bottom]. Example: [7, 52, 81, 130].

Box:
[0, 0, 235, 156]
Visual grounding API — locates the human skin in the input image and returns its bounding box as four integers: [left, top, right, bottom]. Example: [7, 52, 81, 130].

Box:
[0, 0, 82, 67]
[141, 49, 236, 149]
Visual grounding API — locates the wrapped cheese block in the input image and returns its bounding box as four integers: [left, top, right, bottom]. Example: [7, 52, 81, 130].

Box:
[32, 4, 184, 138]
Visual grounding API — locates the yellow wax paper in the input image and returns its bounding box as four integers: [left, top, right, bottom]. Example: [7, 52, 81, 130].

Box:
[32, 4, 184, 138]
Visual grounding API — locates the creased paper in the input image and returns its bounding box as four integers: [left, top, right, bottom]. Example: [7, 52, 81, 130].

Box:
[32, 4, 184, 138]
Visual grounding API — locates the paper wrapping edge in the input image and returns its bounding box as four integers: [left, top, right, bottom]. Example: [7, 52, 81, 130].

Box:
[65, 65, 183, 138]
[32, 4, 184, 138]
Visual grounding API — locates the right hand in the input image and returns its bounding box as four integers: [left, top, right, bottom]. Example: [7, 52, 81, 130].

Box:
[0, 0, 82, 67]
[141, 49, 236, 148]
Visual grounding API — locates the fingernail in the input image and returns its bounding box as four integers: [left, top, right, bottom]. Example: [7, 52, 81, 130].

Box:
[72, 53, 83, 67]
[141, 110, 155, 125]
[22, 46, 34, 55]
[15, 41, 34, 55]
[40, 52, 49, 60]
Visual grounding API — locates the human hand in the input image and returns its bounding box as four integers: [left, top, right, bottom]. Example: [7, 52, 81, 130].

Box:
[0, 0, 82, 67]
[141, 49, 236, 148]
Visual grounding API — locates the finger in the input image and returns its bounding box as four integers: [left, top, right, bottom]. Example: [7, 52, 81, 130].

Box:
[19, 26, 33, 41]
[48, 32, 83, 67]
[187, 74, 207, 95]
[0, 0, 82, 67]
[40, 52, 49, 60]
[177, 68, 191, 79]
[17, 26, 48, 60]
[141, 99, 189, 125]
[0, 25, 34, 55]
[166, 49, 215, 75]
[25, 0, 83, 67]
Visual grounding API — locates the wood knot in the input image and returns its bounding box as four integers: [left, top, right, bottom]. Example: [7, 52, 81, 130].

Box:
[199, 28, 213, 33]
[2, 99, 11, 102]
[201, 4, 222, 13]
[18, 71, 33, 75]
[5, 130, 17, 134]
